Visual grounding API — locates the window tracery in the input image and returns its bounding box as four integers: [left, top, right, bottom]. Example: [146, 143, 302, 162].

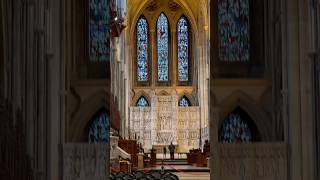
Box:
[157, 13, 169, 81]
[136, 96, 149, 107]
[177, 16, 189, 81]
[88, 111, 110, 143]
[135, 12, 192, 86]
[218, 0, 250, 62]
[178, 96, 191, 107]
[137, 17, 149, 81]
[219, 113, 252, 143]
[89, 0, 109, 62]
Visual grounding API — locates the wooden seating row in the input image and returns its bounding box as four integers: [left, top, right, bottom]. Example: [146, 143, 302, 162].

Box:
[187, 148, 209, 167]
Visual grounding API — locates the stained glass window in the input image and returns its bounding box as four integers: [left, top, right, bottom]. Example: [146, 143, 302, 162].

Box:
[157, 13, 169, 81]
[219, 113, 252, 143]
[179, 96, 190, 107]
[218, 0, 250, 62]
[89, 0, 109, 62]
[177, 16, 189, 81]
[88, 112, 109, 143]
[136, 96, 149, 107]
[137, 17, 149, 81]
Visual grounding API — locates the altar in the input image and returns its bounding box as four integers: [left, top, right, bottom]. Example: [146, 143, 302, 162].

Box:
[129, 95, 201, 152]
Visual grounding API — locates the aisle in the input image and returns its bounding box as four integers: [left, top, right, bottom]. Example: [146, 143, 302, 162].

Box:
[142, 156, 210, 172]
[174, 172, 210, 180]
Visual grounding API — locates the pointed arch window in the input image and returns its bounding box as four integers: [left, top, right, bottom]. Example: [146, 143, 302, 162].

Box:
[177, 16, 189, 81]
[136, 16, 149, 81]
[157, 13, 169, 81]
[178, 96, 191, 107]
[219, 113, 252, 143]
[88, 111, 110, 143]
[89, 0, 109, 62]
[218, 0, 250, 62]
[136, 96, 149, 107]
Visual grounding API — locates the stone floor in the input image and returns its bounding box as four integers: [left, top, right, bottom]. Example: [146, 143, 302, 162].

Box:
[138, 153, 211, 179]
[143, 164, 210, 172]
[141, 156, 209, 172]
[174, 172, 210, 180]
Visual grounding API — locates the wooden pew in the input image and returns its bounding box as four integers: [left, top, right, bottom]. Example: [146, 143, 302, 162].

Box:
[187, 148, 209, 167]
[118, 140, 139, 168]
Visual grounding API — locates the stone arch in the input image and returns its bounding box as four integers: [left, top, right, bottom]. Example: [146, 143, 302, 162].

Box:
[217, 90, 274, 141]
[178, 92, 196, 106]
[69, 91, 112, 142]
[219, 106, 260, 142]
[135, 96, 150, 106]
[87, 107, 109, 143]
[157, 90, 170, 96]
[178, 95, 192, 106]
[129, 0, 199, 47]
[131, 90, 151, 106]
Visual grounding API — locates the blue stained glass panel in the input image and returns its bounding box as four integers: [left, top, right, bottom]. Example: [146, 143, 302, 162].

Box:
[157, 13, 169, 81]
[136, 97, 149, 107]
[137, 17, 149, 81]
[88, 112, 109, 143]
[177, 17, 189, 81]
[179, 96, 190, 107]
[219, 114, 252, 143]
[89, 0, 109, 62]
[218, 0, 250, 62]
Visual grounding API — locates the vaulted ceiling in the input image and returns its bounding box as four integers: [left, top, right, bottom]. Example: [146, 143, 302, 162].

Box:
[126, 0, 208, 30]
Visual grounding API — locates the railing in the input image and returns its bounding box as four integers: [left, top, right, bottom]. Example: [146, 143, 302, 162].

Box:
[218, 143, 287, 180]
[62, 144, 108, 180]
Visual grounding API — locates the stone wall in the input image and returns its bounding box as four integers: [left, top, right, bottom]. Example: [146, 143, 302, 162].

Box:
[62, 144, 108, 180]
[218, 143, 287, 180]
[130, 95, 201, 152]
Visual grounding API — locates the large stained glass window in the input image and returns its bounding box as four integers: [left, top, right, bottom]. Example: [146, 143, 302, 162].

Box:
[157, 13, 169, 81]
[178, 96, 191, 107]
[136, 96, 149, 107]
[218, 0, 250, 62]
[219, 113, 252, 143]
[88, 112, 110, 143]
[177, 16, 189, 81]
[137, 17, 149, 81]
[89, 0, 109, 62]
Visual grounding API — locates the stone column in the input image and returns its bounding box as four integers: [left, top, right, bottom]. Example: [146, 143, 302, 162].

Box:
[284, 0, 315, 179]
[172, 30, 177, 86]
[150, 29, 156, 86]
[210, 108, 220, 180]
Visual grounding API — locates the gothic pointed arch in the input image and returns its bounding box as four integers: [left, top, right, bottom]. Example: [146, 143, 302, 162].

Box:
[156, 12, 170, 83]
[136, 96, 150, 107]
[88, 108, 110, 143]
[136, 15, 150, 83]
[177, 15, 192, 85]
[219, 106, 258, 143]
[217, 90, 273, 141]
[178, 95, 191, 106]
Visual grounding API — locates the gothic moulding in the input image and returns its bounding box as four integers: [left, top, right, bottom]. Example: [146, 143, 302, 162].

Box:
[128, 0, 199, 41]
[131, 90, 152, 106]
[215, 90, 274, 141]
[69, 90, 112, 142]
[128, 0, 200, 88]
[177, 91, 198, 106]
[131, 89, 198, 106]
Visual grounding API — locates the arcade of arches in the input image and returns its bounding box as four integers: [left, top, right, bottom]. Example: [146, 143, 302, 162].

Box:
[1, 0, 320, 180]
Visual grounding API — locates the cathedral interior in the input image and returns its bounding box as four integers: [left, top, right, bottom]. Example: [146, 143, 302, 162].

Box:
[1, 0, 320, 180]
